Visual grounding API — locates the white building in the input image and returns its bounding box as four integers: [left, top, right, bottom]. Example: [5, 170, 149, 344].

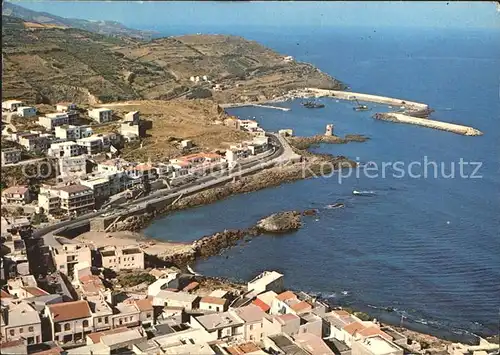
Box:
[47, 184, 95, 215]
[58, 155, 87, 178]
[190, 311, 244, 342]
[89, 108, 113, 123]
[239, 119, 259, 130]
[56, 103, 77, 112]
[38, 186, 61, 216]
[77, 136, 103, 155]
[55, 125, 93, 141]
[152, 290, 198, 310]
[48, 141, 82, 158]
[38, 113, 69, 131]
[351, 335, 404, 355]
[99, 246, 144, 271]
[247, 271, 284, 295]
[2, 100, 24, 112]
[16, 106, 37, 118]
[0, 301, 42, 345]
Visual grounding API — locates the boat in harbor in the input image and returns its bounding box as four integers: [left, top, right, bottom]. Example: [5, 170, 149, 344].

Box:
[326, 202, 345, 209]
[353, 99, 371, 111]
[352, 190, 376, 196]
[302, 100, 325, 109]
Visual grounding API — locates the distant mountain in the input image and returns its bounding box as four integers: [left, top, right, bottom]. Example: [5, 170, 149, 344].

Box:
[2, 1, 156, 39]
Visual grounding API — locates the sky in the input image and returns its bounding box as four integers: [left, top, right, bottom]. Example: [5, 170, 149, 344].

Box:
[7, 1, 500, 31]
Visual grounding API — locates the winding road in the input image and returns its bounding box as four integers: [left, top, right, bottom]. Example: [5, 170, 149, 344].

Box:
[35, 132, 300, 245]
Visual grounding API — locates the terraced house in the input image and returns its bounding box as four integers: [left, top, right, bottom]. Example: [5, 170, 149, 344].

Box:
[45, 300, 93, 346]
[0, 301, 42, 346]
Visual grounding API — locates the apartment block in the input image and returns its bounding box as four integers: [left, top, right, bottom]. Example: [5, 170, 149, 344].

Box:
[99, 246, 144, 271]
[88, 108, 112, 123]
[48, 141, 82, 158]
[38, 113, 69, 131]
[58, 184, 95, 215]
[51, 242, 92, 276]
[55, 125, 93, 141]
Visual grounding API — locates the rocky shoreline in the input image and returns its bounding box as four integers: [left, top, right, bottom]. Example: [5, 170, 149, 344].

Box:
[157, 209, 314, 267]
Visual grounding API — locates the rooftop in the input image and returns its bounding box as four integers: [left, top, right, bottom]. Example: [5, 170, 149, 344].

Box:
[276, 313, 299, 325]
[276, 290, 297, 302]
[355, 335, 403, 355]
[248, 270, 283, 285]
[343, 321, 366, 336]
[47, 300, 91, 322]
[57, 184, 93, 194]
[290, 300, 312, 313]
[233, 304, 266, 323]
[194, 311, 243, 331]
[226, 342, 262, 355]
[87, 327, 130, 344]
[101, 328, 144, 346]
[22, 286, 49, 297]
[5, 302, 41, 327]
[154, 290, 198, 304]
[134, 297, 153, 312]
[268, 334, 309, 355]
[294, 333, 335, 355]
[2, 186, 29, 195]
[200, 296, 227, 306]
[252, 298, 270, 313]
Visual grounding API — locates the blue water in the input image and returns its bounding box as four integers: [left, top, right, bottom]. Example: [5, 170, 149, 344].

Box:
[145, 26, 500, 341]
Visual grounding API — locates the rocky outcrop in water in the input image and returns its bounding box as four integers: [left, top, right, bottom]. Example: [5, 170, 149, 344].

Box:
[256, 211, 302, 233]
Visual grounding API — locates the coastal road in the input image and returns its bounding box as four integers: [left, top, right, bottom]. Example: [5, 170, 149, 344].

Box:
[35, 133, 299, 243]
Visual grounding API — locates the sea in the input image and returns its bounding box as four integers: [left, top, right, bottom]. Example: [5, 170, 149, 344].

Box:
[144, 25, 500, 342]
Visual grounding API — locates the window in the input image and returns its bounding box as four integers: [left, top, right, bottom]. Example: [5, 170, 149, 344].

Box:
[83, 320, 89, 327]
[55, 324, 61, 332]
[249, 324, 253, 330]
[146, 313, 151, 318]
[98, 317, 102, 323]
[64, 323, 70, 331]
[29, 326, 34, 332]
[19, 328, 23, 334]
[104, 317, 109, 324]
[9, 329, 15, 336]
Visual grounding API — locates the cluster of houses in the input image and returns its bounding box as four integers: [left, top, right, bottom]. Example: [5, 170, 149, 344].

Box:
[1, 100, 147, 166]
[2, 99, 273, 218]
[1, 249, 414, 355]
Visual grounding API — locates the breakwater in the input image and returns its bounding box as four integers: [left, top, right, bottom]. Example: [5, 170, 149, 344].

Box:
[374, 112, 483, 136]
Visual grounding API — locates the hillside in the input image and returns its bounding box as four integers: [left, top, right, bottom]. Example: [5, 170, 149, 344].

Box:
[2, 15, 343, 105]
[2, 1, 155, 39]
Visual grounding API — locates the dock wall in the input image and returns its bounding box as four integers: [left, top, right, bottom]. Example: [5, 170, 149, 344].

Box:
[374, 113, 483, 136]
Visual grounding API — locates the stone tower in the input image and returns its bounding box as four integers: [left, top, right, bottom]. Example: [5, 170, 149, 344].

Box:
[325, 124, 334, 136]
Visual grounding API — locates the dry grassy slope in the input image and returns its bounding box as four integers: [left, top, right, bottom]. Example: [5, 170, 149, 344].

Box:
[99, 99, 252, 162]
[2, 16, 343, 105]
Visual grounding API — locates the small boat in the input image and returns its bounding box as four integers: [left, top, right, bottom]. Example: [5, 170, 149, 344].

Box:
[302, 100, 325, 109]
[353, 99, 371, 111]
[326, 202, 345, 209]
[352, 190, 376, 196]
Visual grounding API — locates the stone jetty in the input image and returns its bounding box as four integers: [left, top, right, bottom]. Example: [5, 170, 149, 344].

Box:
[374, 112, 483, 136]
